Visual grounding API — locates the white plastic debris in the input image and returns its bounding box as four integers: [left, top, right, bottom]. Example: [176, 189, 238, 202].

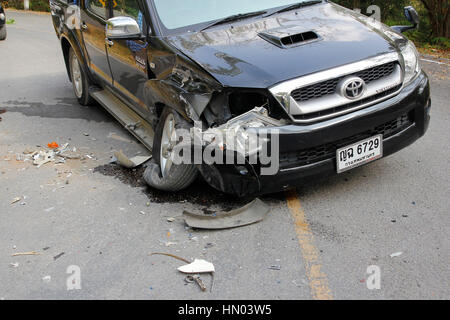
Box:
[10, 262, 19, 268]
[390, 252, 403, 258]
[177, 259, 215, 274]
[33, 150, 55, 168]
[42, 276, 51, 283]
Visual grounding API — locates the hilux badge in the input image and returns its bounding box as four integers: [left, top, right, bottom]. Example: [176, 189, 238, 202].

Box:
[341, 77, 366, 100]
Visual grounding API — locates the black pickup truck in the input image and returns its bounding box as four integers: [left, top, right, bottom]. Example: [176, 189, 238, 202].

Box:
[50, 0, 430, 197]
[0, 2, 6, 40]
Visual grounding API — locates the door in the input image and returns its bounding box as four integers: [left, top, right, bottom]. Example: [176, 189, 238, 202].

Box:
[106, 0, 149, 114]
[81, 0, 112, 84]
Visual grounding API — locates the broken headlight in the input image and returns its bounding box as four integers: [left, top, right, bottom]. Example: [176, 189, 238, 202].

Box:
[401, 41, 421, 85]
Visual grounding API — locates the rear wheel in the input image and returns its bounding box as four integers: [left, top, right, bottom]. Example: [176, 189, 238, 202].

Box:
[68, 48, 94, 106]
[0, 25, 6, 41]
[143, 107, 198, 192]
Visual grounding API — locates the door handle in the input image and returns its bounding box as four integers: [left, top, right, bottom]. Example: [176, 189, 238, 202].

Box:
[105, 38, 114, 46]
[81, 22, 88, 31]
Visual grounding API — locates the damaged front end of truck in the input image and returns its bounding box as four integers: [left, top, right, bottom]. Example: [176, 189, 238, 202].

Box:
[142, 1, 430, 197]
[143, 49, 289, 197]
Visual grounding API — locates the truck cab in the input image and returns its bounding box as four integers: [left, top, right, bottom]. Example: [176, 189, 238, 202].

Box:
[0, 2, 6, 40]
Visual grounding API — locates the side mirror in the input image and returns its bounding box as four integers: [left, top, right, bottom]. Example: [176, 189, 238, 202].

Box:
[106, 16, 142, 40]
[391, 6, 420, 33]
[404, 6, 420, 27]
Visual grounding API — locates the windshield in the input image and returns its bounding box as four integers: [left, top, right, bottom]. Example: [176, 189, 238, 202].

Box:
[151, 0, 321, 31]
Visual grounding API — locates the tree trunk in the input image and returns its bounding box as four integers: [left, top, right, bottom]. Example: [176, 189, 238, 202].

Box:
[420, 0, 449, 38]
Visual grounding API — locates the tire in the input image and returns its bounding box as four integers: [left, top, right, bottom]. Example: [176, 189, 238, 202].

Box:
[68, 47, 94, 106]
[0, 25, 6, 41]
[144, 107, 198, 192]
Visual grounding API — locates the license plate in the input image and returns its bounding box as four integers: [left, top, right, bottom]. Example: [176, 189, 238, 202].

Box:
[336, 135, 383, 173]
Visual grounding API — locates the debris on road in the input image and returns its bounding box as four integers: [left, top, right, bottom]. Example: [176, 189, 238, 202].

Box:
[182, 198, 270, 230]
[178, 259, 215, 274]
[150, 252, 190, 264]
[186, 275, 207, 292]
[42, 276, 51, 283]
[12, 143, 87, 168]
[113, 150, 151, 169]
[167, 217, 176, 222]
[150, 253, 215, 293]
[11, 197, 21, 204]
[390, 252, 403, 258]
[108, 132, 135, 144]
[53, 252, 65, 261]
[268, 265, 281, 271]
[12, 251, 40, 256]
[33, 150, 55, 168]
[47, 142, 59, 149]
[160, 241, 178, 247]
[0, 109, 5, 121]
[10, 262, 19, 268]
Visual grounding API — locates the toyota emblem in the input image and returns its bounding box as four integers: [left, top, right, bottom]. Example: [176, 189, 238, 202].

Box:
[340, 77, 366, 100]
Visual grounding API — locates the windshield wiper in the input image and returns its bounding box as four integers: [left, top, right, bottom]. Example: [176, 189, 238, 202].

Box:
[199, 10, 267, 32]
[263, 0, 322, 18]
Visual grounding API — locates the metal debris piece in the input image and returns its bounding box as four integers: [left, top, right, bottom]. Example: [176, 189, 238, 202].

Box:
[269, 265, 281, 271]
[11, 197, 21, 204]
[183, 198, 270, 230]
[187, 275, 207, 292]
[12, 251, 40, 257]
[149, 252, 190, 264]
[114, 150, 151, 169]
[53, 252, 65, 261]
[178, 259, 215, 274]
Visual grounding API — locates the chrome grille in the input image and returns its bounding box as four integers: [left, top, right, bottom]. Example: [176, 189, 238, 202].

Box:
[293, 84, 402, 121]
[291, 62, 397, 103]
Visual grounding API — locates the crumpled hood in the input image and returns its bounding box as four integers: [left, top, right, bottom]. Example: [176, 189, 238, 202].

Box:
[165, 2, 403, 89]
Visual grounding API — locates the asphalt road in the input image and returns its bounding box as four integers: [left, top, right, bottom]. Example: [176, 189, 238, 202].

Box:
[0, 10, 449, 300]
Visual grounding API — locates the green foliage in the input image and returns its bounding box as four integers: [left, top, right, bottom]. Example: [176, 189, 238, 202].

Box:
[332, 0, 447, 49]
[29, 0, 49, 12]
[4, 0, 50, 12]
[332, 0, 410, 22]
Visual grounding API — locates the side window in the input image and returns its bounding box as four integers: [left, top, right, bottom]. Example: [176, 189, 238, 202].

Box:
[86, 0, 107, 19]
[112, 0, 145, 31]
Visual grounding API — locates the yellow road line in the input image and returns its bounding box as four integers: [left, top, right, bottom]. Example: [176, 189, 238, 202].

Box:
[285, 189, 334, 300]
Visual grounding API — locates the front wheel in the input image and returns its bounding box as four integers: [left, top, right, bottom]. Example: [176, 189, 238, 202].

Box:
[0, 25, 6, 41]
[143, 107, 198, 192]
[68, 48, 94, 106]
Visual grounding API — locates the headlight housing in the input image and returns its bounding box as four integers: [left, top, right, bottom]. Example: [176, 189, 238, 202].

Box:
[401, 41, 421, 85]
[0, 13, 5, 21]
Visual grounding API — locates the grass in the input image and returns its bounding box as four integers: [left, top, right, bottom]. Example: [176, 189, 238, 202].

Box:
[6, 18, 15, 24]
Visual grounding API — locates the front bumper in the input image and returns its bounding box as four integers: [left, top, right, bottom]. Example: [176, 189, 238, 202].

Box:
[199, 72, 431, 197]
